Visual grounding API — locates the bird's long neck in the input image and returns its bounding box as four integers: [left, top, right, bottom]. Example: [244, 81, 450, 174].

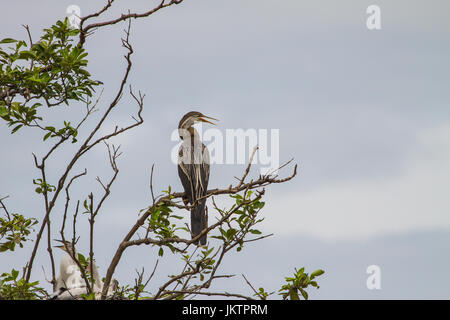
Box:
[67, 248, 76, 258]
[180, 126, 201, 146]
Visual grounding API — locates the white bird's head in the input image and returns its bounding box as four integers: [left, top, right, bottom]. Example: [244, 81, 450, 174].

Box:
[54, 240, 76, 255]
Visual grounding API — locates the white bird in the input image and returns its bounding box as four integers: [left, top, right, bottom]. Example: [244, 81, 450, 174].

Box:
[51, 240, 117, 299]
[54, 242, 84, 291]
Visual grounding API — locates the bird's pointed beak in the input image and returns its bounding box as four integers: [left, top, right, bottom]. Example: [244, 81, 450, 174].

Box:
[199, 115, 218, 125]
[53, 239, 64, 248]
[53, 239, 70, 250]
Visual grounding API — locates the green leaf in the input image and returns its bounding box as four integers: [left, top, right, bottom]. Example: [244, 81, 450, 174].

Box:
[18, 50, 36, 60]
[11, 269, 19, 280]
[0, 106, 8, 117]
[226, 228, 237, 239]
[11, 124, 23, 134]
[310, 269, 325, 280]
[299, 288, 308, 300]
[219, 228, 227, 239]
[83, 199, 89, 211]
[43, 132, 52, 141]
[77, 253, 87, 266]
[0, 38, 17, 44]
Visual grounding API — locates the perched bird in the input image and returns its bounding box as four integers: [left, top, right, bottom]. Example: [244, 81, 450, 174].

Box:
[51, 240, 117, 299]
[54, 241, 86, 292]
[177, 111, 217, 245]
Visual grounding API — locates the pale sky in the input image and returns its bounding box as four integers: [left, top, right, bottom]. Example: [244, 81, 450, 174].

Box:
[1, 0, 449, 299]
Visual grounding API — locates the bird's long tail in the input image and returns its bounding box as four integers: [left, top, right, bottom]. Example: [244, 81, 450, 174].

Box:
[190, 199, 207, 245]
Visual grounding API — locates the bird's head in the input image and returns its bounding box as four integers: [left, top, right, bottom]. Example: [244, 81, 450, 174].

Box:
[54, 239, 76, 255]
[178, 111, 218, 130]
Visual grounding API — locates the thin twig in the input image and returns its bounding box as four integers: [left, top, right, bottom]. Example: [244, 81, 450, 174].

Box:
[78, 0, 184, 47]
[242, 274, 259, 297]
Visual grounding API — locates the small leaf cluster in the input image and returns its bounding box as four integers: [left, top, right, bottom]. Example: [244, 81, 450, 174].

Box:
[145, 187, 185, 256]
[76, 252, 98, 288]
[33, 178, 56, 194]
[116, 281, 151, 300]
[80, 292, 96, 300]
[76, 252, 89, 270]
[160, 246, 217, 299]
[212, 191, 265, 252]
[279, 268, 325, 300]
[188, 246, 216, 282]
[43, 121, 78, 143]
[0, 269, 46, 300]
[0, 101, 42, 133]
[111, 284, 145, 300]
[195, 247, 216, 281]
[0, 213, 37, 252]
[253, 287, 274, 300]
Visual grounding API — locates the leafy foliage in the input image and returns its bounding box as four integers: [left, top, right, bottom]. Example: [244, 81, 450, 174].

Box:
[0, 18, 100, 140]
[279, 267, 325, 300]
[212, 191, 265, 252]
[253, 287, 274, 300]
[0, 269, 46, 300]
[33, 178, 56, 194]
[0, 212, 37, 252]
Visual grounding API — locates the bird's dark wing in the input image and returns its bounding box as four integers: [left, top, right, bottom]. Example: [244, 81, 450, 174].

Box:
[178, 143, 210, 203]
[200, 143, 210, 197]
[190, 143, 209, 245]
[178, 142, 210, 245]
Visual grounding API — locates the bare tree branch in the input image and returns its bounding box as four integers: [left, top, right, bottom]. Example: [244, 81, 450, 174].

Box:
[78, 0, 184, 47]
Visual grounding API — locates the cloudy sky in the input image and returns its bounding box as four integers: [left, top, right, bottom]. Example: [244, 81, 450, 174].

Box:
[1, 0, 450, 299]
